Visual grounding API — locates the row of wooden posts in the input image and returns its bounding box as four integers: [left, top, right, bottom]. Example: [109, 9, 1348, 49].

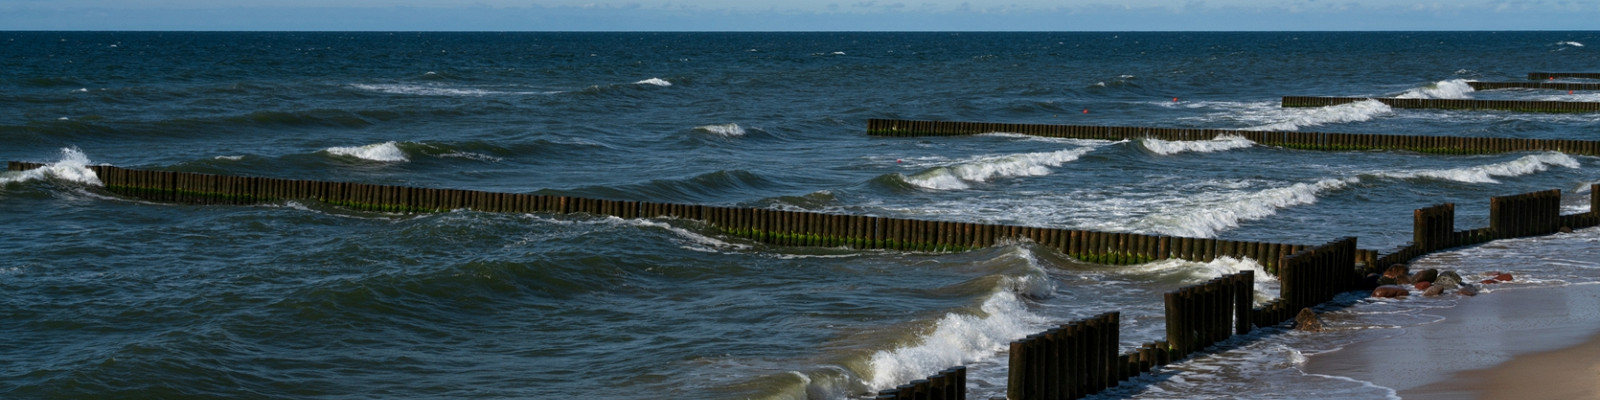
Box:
[873, 366, 967, 400]
[999, 188, 1600, 400]
[1004, 238, 1353, 400]
[1467, 81, 1600, 91]
[1280, 96, 1600, 113]
[6, 161, 1326, 269]
[863, 119, 1600, 156]
[1530, 72, 1600, 80]
[1374, 186, 1600, 271]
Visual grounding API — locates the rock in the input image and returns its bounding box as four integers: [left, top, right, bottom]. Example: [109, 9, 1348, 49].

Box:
[1561, 226, 1574, 233]
[1294, 308, 1325, 332]
[1495, 273, 1513, 282]
[1415, 281, 1432, 290]
[1424, 286, 1446, 297]
[1481, 279, 1498, 285]
[1412, 269, 1439, 284]
[1376, 276, 1398, 286]
[1458, 285, 1479, 297]
[1372, 285, 1409, 298]
[1436, 271, 1463, 289]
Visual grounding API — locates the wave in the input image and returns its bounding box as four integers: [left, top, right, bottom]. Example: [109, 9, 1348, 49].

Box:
[1395, 79, 1475, 99]
[695, 123, 746, 137]
[864, 247, 1051, 391]
[323, 141, 409, 162]
[1, 147, 103, 186]
[1245, 99, 1393, 131]
[1142, 135, 1255, 155]
[901, 147, 1098, 191]
[1119, 256, 1278, 305]
[1137, 178, 1355, 238]
[1369, 152, 1581, 184]
[636, 78, 672, 87]
[1557, 41, 1585, 47]
[351, 83, 550, 97]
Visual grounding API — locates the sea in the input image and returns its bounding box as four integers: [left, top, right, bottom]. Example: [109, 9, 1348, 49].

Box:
[3, 31, 1600, 399]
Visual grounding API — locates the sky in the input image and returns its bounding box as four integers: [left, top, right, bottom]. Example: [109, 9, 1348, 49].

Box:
[2, 0, 1598, 31]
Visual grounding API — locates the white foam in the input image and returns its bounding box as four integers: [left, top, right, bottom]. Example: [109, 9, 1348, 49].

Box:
[901, 147, 1097, 191]
[438, 152, 503, 162]
[1244, 100, 1393, 131]
[214, 155, 245, 161]
[352, 83, 512, 97]
[1143, 135, 1255, 155]
[1559, 41, 1585, 47]
[1122, 256, 1279, 304]
[324, 141, 409, 162]
[636, 78, 672, 87]
[1, 147, 103, 186]
[1396, 79, 1476, 99]
[1138, 178, 1355, 238]
[627, 218, 752, 252]
[695, 123, 746, 137]
[865, 290, 1045, 391]
[1372, 152, 1580, 184]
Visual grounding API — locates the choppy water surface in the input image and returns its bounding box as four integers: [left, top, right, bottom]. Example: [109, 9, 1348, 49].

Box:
[3, 32, 1599, 399]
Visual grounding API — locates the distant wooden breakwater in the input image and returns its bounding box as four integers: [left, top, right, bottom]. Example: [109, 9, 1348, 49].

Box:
[1281, 96, 1600, 113]
[1529, 72, 1600, 80]
[1467, 81, 1600, 91]
[864, 119, 1600, 155]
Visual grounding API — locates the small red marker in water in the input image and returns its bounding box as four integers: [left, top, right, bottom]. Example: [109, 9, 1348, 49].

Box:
[1172, 97, 1179, 102]
[896, 159, 902, 164]
[1082, 108, 1089, 114]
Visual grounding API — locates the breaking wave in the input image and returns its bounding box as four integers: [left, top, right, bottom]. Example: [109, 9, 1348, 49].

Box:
[1, 147, 103, 186]
[1395, 79, 1475, 99]
[695, 123, 746, 137]
[901, 147, 1098, 191]
[1143, 135, 1255, 155]
[323, 141, 409, 162]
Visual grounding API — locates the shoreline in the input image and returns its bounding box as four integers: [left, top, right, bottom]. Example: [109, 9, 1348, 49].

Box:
[1303, 283, 1600, 399]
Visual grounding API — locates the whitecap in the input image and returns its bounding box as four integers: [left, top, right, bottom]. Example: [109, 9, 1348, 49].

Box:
[901, 147, 1097, 191]
[324, 141, 409, 162]
[695, 123, 746, 137]
[1143, 135, 1255, 155]
[1, 147, 104, 186]
[1245, 99, 1393, 131]
[1136, 178, 1356, 238]
[865, 286, 1047, 391]
[1558, 41, 1585, 47]
[1121, 256, 1279, 304]
[352, 83, 502, 97]
[636, 78, 672, 87]
[1395, 79, 1475, 99]
[1371, 152, 1580, 184]
[214, 155, 245, 161]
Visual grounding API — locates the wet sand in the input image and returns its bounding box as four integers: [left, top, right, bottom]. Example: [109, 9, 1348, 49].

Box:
[1303, 283, 1600, 399]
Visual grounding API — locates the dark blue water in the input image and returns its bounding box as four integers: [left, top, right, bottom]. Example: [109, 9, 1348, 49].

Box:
[4, 32, 1600, 399]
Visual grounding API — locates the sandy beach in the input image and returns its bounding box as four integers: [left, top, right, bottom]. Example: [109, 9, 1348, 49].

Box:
[1304, 283, 1600, 399]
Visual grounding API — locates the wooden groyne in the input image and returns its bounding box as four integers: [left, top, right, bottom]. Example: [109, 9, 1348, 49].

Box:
[1529, 72, 1600, 80]
[6, 161, 1327, 270]
[1467, 81, 1600, 91]
[998, 184, 1600, 399]
[864, 119, 1600, 156]
[1281, 96, 1600, 113]
[875, 366, 966, 400]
